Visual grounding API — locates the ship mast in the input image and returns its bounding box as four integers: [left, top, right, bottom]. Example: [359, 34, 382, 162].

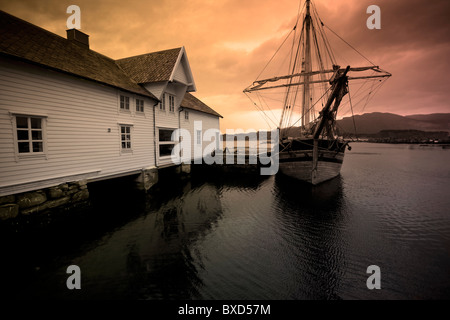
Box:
[243, 0, 391, 134]
[302, 0, 312, 127]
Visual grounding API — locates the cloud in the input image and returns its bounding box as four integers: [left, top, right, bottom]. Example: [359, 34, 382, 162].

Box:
[1, 0, 449, 131]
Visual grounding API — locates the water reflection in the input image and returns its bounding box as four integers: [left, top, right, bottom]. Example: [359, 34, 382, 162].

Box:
[70, 177, 227, 299]
[274, 174, 345, 210]
[2, 143, 449, 300]
[191, 165, 271, 191]
[272, 175, 347, 299]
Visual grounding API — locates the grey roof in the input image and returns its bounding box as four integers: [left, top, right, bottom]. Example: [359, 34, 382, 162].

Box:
[116, 48, 182, 84]
[0, 10, 222, 119]
[181, 92, 222, 118]
[0, 10, 157, 100]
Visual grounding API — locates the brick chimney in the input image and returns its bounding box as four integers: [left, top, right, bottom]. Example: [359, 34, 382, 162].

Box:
[66, 29, 89, 49]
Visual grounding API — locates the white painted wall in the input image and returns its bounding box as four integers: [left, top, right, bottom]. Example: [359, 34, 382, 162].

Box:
[172, 60, 188, 84]
[143, 82, 166, 101]
[153, 83, 221, 166]
[154, 82, 188, 167]
[0, 57, 157, 196]
[154, 83, 185, 129]
[181, 109, 221, 162]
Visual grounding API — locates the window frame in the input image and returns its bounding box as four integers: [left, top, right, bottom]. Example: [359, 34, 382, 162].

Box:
[168, 94, 175, 112]
[158, 127, 177, 158]
[135, 98, 144, 113]
[11, 113, 48, 161]
[120, 94, 130, 111]
[185, 110, 189, 120]
[119, 124, 133, 153]
[196, 130, 202, 145]
[159, 93, 166, 111]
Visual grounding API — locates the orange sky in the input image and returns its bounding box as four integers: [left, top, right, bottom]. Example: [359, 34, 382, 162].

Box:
[1, 0, 449, 131]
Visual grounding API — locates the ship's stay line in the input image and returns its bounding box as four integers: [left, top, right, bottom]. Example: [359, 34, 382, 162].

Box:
[243, 0, 391, 134]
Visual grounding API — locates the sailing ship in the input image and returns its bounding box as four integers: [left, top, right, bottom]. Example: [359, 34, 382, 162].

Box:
[244, 0, 391, 184]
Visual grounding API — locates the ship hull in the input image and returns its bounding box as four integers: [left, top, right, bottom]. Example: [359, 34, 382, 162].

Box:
[278, 139, 346, 185]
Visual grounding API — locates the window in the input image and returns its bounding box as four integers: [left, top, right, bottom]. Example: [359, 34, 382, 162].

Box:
[159, 129, 175, 142]
[159, 144, 174, 157]
[120, 95, 130, 110]
[120, 125, 132, 150]
[185, 110, 189, 120]
[159, 94, 166, 110]
[159, 128, 176, 157]
[136, 99, 144, 112]
[216, 132, 220, 151]
[196, 130, 202, 145]
[168, 94, 175, 112]
[15, 116, 44, 154]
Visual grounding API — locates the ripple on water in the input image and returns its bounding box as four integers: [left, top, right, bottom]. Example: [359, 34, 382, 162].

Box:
[1, 143, 449, 299]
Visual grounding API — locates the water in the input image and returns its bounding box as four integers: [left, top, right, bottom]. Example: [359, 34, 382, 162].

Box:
[1, 143, 449, 300]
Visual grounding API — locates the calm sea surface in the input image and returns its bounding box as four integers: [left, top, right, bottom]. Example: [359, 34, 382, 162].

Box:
[1, 143, 449, 300]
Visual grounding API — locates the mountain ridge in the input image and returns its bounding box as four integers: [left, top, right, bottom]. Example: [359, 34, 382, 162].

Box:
[336, 112, 450, 135]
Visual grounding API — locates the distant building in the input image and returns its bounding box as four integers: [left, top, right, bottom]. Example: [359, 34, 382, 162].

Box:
[0, 10, 222, 198]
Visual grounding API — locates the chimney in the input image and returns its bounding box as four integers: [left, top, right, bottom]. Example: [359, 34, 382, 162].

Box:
[66, 29, 89, 49]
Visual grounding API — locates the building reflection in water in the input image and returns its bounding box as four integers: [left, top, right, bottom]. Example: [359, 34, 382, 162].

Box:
[121, 170, 270, 299]
[1, 168, 348, 300]
[68, 174, 229, 300]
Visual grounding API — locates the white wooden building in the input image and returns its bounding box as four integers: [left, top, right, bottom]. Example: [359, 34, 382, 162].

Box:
[0, 10, 222, 198]
[116, 48, 222, 167]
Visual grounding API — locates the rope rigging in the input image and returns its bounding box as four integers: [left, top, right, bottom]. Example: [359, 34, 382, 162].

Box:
[244, 0, 391, 138]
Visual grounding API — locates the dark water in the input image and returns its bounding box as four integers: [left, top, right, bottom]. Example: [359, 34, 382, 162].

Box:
[1, 143, 449, 300]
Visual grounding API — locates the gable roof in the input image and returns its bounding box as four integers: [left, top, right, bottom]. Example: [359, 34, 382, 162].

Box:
[181, 92, 222, 118]
[0, 10, 157, 100]
[116, 47, 196, 91]
[0, 10, 222, 119]
[116, 48, 182, 83]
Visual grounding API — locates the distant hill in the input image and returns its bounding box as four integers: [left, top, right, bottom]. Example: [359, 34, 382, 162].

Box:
[336, 112, 450, 135]
[405, 114, 450, 127]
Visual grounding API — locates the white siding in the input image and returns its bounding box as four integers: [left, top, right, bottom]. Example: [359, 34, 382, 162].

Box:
[181, 109, 221, 162]
[155, 84, 181, 130]
[154, 83, 188, 167]
[0, 58, 157, 196]
[172, 61, 188, 84]
[173, 49, 196, 92]
[143, 82, 166, 100]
